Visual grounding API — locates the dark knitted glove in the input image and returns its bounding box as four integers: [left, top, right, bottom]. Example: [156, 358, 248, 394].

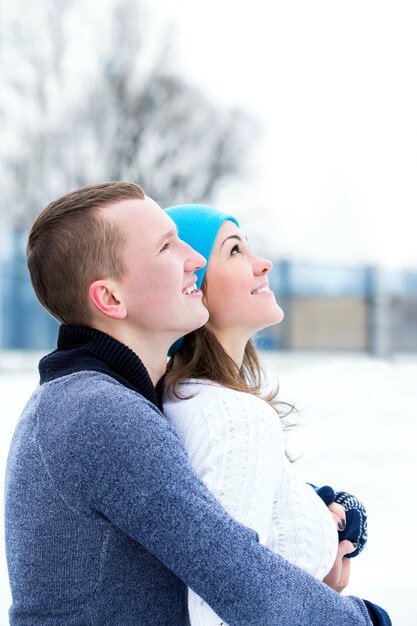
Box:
[313, 485, 368, 558]
[333, 490, 368, 558]
[314, 484, 335, 506]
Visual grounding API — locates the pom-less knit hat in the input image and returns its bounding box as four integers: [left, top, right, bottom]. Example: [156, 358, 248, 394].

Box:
[165, 204, 239, 290]
[165, 204, 239, 355]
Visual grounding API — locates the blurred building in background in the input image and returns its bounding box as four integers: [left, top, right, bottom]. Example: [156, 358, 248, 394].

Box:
[2, 226, 416, 356]
[257, 260, 417, 356]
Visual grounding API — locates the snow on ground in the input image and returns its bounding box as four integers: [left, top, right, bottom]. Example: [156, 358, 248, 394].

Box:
[1, 350, 416, 625]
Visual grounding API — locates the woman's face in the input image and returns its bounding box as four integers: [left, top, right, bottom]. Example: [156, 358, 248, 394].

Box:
[203, 220, 284, 339]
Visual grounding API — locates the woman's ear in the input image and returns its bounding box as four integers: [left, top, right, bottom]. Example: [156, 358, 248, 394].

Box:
[88, 280, 127, 320]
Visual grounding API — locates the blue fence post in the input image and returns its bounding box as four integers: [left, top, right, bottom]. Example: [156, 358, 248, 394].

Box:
[279, 260, 292, 350]
[1, 228, 26, 348]
[1, 227, 58, 350]
[368, 266, 391, 357]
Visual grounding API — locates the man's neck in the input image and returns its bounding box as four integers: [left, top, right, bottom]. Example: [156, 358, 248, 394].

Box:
[129, 340, 167, 386]
[41, 325, 159, 406]
[92, 322, 168, 386]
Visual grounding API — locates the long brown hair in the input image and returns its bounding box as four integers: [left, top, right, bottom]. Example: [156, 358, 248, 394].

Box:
[164, 324, 295, 422]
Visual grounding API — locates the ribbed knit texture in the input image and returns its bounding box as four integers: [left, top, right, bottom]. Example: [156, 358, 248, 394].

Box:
[42, 324, 157, 404]
[5, 326, 391, 625]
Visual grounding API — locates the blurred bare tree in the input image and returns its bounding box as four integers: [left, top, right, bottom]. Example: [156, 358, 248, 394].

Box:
[0, 0, 254, 229]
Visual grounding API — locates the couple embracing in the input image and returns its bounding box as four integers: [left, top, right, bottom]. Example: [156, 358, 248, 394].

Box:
[5, 182, 390, 625]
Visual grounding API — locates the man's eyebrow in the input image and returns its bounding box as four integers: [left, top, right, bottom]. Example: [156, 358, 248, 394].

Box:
[155, 228, 177, 248]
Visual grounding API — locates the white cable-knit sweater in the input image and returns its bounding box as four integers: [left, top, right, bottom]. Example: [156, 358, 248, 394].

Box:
[163, 380, 338, 626]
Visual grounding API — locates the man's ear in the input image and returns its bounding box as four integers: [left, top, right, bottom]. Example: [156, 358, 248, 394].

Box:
[88, 280, 127, 320]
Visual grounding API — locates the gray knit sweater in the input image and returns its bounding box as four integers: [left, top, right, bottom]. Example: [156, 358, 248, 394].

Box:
[4, 326, 390, 625]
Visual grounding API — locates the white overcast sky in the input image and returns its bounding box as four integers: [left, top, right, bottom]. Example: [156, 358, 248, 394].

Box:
[150, 0, 417, 269]
[2, 0, 417, 269]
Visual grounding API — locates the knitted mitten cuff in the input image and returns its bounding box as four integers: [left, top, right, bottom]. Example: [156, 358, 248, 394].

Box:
[363, 600, 392, 625]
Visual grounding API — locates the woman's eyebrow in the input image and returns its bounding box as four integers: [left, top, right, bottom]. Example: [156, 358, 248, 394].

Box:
[220, 234, 249, 250]
[220, 234, 242, 250]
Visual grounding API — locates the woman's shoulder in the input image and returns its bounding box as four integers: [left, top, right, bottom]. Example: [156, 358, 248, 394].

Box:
[163, 379, 284, 467]
[162, 379, 229, 438]
[164, 378, 263, 404]
[162, 379, 276, 420]
[163, 378, 233, 411]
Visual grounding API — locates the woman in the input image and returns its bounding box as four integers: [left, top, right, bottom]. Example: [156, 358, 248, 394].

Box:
[163, 204, 366, 626]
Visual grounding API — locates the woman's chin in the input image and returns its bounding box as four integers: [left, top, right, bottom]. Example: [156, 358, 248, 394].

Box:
[252, 312, 284, 336]
[264, 304, 285, 326]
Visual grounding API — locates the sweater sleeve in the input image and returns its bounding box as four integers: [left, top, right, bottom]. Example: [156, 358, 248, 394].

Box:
[38, 376, 389, 626]
[166, 388, 286, 626]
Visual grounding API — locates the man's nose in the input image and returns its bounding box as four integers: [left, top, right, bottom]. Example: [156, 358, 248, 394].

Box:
[184, 243, 206, 272]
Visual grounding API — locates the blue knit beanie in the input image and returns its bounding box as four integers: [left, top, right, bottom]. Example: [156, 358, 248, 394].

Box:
[165, 204, 239, 355]
[166, 204, 239, 290]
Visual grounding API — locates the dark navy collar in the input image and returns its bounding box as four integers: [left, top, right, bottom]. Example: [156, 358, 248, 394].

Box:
[39, 325, 158, 408]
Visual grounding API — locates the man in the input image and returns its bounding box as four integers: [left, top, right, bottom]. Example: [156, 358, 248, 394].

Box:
[5, 182, 390, 625]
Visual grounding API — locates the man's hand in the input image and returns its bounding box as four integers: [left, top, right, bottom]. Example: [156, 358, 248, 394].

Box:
[323, 539, 355, 593]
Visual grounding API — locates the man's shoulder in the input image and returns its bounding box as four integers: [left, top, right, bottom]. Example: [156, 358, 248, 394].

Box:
[43, 370, 153, 403]
[33, 371, 168, 467]
[36, 371, 161, 431]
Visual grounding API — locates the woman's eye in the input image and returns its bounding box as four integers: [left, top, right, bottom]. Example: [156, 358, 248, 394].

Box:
[230, 244, 241, 255]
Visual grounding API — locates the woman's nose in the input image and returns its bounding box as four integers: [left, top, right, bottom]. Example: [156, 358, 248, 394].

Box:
[253, 255, 273, 275]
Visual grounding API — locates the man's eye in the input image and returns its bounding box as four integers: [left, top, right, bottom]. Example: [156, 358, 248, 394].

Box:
[160, 242, 170, 252]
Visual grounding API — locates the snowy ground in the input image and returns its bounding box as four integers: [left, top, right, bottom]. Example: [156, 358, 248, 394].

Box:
[1, 350, 416, 625]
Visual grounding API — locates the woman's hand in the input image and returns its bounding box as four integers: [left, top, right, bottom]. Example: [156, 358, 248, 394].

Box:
[324, 501, 354, 593]
[327, 501, 347, 532]
[323, 539, 355, 592]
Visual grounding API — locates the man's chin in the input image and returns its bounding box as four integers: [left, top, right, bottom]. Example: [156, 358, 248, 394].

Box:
[188, 311, 209, 333]
[184, 308, 210, 334]
[168, 306, 209, 346]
